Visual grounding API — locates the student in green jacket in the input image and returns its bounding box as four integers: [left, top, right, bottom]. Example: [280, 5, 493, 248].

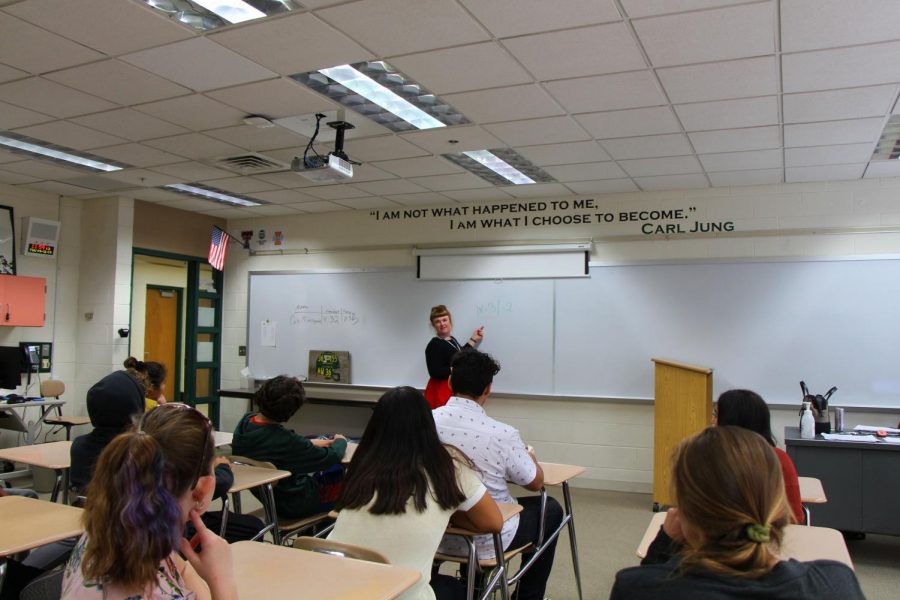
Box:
[232, 376, 347, 519]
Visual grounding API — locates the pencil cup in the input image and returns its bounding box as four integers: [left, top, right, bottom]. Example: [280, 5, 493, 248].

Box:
[832, 407, 845, 433]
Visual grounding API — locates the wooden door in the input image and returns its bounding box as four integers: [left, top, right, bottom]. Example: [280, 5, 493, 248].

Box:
[145, 288, 179, 399]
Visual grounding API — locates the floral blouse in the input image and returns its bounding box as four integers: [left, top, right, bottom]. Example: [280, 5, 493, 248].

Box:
[61, 535, 196, 600]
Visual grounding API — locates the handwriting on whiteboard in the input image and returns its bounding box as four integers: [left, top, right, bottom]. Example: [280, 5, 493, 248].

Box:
[290, 305, 360, 326]
[475, 300, 513, 317]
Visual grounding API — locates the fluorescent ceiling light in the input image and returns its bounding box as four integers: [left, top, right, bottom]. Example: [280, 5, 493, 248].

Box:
[318, 65, 446, 130]
[463, 150, 535, 185]
[163, 183, 263, 207]
[0, 134, 124, 172]
[191, 0, 265, 23]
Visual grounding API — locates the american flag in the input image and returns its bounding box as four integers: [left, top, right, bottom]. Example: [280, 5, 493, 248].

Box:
[208, 227, 228, 271]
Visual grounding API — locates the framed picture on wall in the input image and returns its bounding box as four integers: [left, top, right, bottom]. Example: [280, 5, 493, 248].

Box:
[0, 205, 14, 275]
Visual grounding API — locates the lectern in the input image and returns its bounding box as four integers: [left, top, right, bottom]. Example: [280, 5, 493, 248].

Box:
[651, 358, 713, 510]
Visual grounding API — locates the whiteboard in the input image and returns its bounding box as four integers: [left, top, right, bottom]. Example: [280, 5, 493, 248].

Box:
[247, 271, 556, 393]
[247, 260, 900, 407]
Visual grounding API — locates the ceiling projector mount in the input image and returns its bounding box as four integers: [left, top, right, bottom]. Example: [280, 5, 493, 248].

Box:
[292, 114, 359, 182]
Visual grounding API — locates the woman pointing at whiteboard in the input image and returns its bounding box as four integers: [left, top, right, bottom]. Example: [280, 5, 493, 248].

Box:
[424, 304, 484, 409]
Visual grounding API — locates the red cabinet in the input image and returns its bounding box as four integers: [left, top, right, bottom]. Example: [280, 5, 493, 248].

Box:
[0, 276, 46, 326]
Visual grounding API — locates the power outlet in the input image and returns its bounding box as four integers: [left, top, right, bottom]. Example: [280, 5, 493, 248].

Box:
[238, 345, 246, 356]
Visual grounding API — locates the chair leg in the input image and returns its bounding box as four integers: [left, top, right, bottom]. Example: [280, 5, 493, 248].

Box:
[563, 482, 583, 600]
[220, 496, 231, 537]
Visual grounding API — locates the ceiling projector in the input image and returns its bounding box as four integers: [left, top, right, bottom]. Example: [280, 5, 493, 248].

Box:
[292, 117, 356, 182]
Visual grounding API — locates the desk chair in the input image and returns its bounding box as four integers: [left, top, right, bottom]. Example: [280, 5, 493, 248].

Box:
[798, 476, 827, 526]
[293, 536, 389, 563]
[19, 566, 64, 600]
[227, 455, 331, 545]
[40, 381, 89, 441]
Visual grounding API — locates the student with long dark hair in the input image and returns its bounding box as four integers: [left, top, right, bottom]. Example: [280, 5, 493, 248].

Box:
[328, 386, 502, 600]
[62, 404, 235, 600]
[612, 427, 863, 599]
[123, 356, 168, 411]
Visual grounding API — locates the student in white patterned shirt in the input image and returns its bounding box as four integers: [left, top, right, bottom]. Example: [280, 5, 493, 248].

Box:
[433, 349, 563, 600]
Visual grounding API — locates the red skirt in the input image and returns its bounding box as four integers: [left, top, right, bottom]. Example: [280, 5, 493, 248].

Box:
[425, 378, 452, 410]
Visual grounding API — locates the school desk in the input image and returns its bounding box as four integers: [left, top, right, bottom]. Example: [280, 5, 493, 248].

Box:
[539, 462, 587, 600]
[231, 540, 420, 599]
[0, 496, 83, 557]
[785, 426, 900, 534]
[0, 440, 71, 504]
[222, 462, 290, 543]
[636, 511, 854, 568]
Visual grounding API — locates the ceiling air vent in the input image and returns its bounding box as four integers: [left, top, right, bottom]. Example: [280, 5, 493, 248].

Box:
[210, 152, 290, 175]
[872, 115, 900, 161]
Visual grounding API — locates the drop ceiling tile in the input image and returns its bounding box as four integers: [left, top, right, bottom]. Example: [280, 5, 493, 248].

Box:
[134, 95, 247, 131]
[407, 173, 493, 192]
[0, 159, 88, 179]
[352, 179, 429, 195]
[545, 71, 665, 113]
[385, 192, 452, 206]
[782, 42, 900, 93]
[302, 184, 372, 200]
[204, 125, 306, 152]
[0, 78, 117, 118]
[543, 162, 627, 182]
[443, 85, 564, 124]
[145, 133, 244, 161]
[699, 149, 783, 172]
[633, 3, 774, 67]
[784, 118, 884, 147]
[337, 163, 395, 183]
[154, 196, 226, 211]
[515, 141, 611, 166]
[485, 116, 591, 147]
[688, 126, 781, 153]
[5, 0, 194, 55]
[247, 189, 317, 205]
[785, 143, 874, 168]
[391, 43, 532, 95]
[197, 176, 281, 194]
[46, 60, 190, 106]
[318, 0, 489, 57]
[151, 162, 234, 181]
[371, 156, 463, 178]
[400, 125, 505, 155]
[72, 109, 188, 142]
[505, 183, 573, 198]
[621, 0, 751, 18]
[0, 14, 104, 74]
[207, 78, 336, 119]
[122, 38, 277, 92]
[21, 180, 95, 196]
[286, 200, 349, 213]
[247, 204, 306, 216]
[443, 187, 516, 202]
[576, 107, 681, 139]
[334, 196, 402, 210]
[92, 143, 185, 168]
[601, 134, 694, 160]
[781, 0, 900, 53]
[783, 86, 897, 123]
[340, 135, 429, 163]
[12, 121, 126, 150]
[460, 0, 621, 37]
[657, 56, 778, 104]
[864, 161, 900, 178]
[128, 188, 188, 203]
[0, 100, 53, 129]
[619, 155, 703, 177]
[503, 23, 646, 81]
[674, 96, 779, 132]
[91, 168, 178, 188]
[634, 173, 709, 190]
[565, 179, 639, 194]
[195, 206, 257, 218]
[708, 168, 783, 187]
[255, 171, 312, 187]
[0, 150, 21, 164]
[0, 169, 40, 184]
[786, 164, 867, 183]
[210, 13, 371, 76]
[0, 64, 27, 84]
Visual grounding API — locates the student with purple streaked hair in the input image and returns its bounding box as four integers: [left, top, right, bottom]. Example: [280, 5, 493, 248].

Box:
[61, 404, 236, 600]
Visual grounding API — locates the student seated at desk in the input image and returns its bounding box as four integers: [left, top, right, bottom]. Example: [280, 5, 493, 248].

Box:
[612, 427, 863, 600]
[123, 357, 168, 412]
[328, 386, 502, 600]
[232, 375, 347, 519]
[62, 404, 235, 600]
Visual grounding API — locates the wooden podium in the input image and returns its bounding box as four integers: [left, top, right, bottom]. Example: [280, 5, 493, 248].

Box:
[651, 358, 713, 510]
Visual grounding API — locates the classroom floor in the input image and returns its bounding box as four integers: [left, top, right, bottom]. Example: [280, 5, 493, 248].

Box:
[13, 479, 900, 599]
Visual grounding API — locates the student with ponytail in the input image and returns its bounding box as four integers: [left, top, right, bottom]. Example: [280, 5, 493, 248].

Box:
[123, 356, 169, 411]
[62, 404, 236, 600]
[611, 427, 863, 599]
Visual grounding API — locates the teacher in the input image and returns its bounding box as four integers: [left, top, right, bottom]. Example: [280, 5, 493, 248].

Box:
[424, 304, 484, 409]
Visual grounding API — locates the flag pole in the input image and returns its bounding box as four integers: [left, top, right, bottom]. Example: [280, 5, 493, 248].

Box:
[215, 226, 249, 249]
